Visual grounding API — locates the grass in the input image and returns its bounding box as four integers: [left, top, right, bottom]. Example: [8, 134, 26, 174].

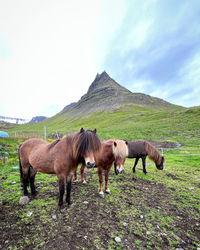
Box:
[0, 104, 200, 249]
[3, 104, 200, 147]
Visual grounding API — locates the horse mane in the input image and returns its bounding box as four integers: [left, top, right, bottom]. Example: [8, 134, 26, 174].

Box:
[48, 139, 61, 149]
[69, 130, 101, 159]
[112, 139, 128, 159]
[145, 141, 162, 165]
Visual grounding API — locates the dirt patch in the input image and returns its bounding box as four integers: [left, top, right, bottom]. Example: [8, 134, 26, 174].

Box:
[147, 140, 181, 149]
[0, 171, 199, 249]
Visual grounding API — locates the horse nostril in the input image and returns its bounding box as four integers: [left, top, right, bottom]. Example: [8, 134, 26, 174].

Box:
[86, 162, 91, 168]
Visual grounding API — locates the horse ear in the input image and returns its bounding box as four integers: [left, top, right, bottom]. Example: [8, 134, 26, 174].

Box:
[80, 128, 84, 133]
[93, 129, 97, 134]
[114, 141, 117, 147]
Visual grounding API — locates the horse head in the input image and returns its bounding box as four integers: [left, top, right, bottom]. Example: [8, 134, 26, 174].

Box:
[112, 140, 127, 175]
[78, 128, 101, 169]
[156, 156, 165, 170]
[114, 157, 126, 175]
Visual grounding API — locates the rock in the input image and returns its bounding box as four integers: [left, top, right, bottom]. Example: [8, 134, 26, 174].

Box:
[12, 166, 19, 169]
[140, 215, 144, 219]
[84, 236, 87, 240]
[123, 222, 128, 227]
[146, 231, 151, 235]
[115, 237, 121, 243]
[19, 196, 29, 205]
[188, 187, 195, 190]
[27, 211, 33, 217]
[83, 201, 89, 204]
[11, 181, 17, 184]
[3, 157, 8, 164]
[52, 214, 57, 220]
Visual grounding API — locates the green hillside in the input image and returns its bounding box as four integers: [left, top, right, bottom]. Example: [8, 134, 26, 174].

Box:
[4, 104, 200, 146]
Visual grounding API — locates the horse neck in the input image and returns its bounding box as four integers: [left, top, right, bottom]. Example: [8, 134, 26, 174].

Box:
[145, 142, 162, 164]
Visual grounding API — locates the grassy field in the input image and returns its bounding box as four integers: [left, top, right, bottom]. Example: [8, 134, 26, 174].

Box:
[0, 136, 199, 249]
[4, 104, 200, 146]
[0, 104, 200, 249]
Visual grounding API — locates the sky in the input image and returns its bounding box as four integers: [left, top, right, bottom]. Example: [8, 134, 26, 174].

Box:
[0, 0, 200, 119]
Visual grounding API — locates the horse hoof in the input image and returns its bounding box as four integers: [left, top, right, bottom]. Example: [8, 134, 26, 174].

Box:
[105, 189, 111, 194]
[82, 180, 87, 184]
[60, 207, 66, 213]
[73, 179, 78, 183]
[31, 191, 38, 197]
[99, 192, 104, 198]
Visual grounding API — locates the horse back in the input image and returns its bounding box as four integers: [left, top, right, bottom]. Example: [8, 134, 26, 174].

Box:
[19, 139, 51, 169]
[127, 140, 147, 158]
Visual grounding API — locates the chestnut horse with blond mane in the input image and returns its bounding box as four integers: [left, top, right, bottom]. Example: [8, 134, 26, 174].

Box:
[126, 140, 165, 174]
[74, 139, 128, 197]
[19, 128, 101, 211]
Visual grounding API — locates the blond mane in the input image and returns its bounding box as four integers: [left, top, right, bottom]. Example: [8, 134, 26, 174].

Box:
[112, 139, 128, 159]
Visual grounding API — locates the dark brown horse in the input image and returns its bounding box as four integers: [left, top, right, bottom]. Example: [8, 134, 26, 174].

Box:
[126, 140, 165, 174]
[19, 128, 101, 211]
[74, 140, 128, 197]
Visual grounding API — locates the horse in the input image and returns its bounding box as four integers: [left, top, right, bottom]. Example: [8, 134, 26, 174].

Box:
[74, 140, 128, 197]
[126, 140, 165, 174]
[18, 128, 101, 211]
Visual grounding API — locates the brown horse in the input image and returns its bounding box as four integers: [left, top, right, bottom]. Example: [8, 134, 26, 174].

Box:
[126, 140, 165, 174]
[19, 128, 101, 211]
[74, 140, 128, 197]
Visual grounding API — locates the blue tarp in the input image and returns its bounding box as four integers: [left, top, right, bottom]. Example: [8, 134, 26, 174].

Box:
[0, 131, 9, 137]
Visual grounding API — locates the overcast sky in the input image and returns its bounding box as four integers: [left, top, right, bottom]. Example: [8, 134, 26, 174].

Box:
[1, 0, 200, 119]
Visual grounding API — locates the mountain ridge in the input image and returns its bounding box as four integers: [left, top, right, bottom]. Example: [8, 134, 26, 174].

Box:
[60, 71, 183, 117]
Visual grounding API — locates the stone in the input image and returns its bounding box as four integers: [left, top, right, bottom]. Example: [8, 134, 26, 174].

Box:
[115, 237, 121, 243]
[27, 211, 33, 217]
[11, 181, 17, 184]
[140, 215, 144, 219]
[83, 201, 89, 204]
[19, 196, 29, 205]
[12, 166, 19, 169]
[52, 215, 57, 220]
[146, 231, 151, 235]
[123, 222, 128, 227]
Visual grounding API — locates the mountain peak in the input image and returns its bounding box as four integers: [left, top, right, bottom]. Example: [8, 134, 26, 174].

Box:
[62, 71, 178, 116]
[87, 71, 117, 94]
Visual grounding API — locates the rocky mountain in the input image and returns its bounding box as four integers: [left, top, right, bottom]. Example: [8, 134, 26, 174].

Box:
[28, 116, 47, 124]
[61, 71, 181, 116]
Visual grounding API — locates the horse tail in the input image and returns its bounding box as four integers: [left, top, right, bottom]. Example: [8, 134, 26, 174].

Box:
[18, 144, 23, 184]
[18, 144, 30, 186]
[145, 141, 161, 164]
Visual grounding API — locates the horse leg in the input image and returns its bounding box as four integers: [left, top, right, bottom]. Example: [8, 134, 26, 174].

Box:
[105, 169, 111, 194]
[66, 178, 72, 207]
[142, 156, 147, 174]
[98, 167, 104, 197]
[132, 157, 139, 173]
[30, 168, 37, 196]
[58, 177, 65, 211]
[80, 163, 86, 184]
[21, 164, 30, 196]
[73, 169, 78, 183]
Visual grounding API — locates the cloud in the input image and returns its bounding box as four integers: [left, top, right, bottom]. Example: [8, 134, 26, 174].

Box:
[102, 0, 200, 107]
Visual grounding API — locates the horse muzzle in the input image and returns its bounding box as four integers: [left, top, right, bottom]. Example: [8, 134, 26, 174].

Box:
[86, 161, 96, 169]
